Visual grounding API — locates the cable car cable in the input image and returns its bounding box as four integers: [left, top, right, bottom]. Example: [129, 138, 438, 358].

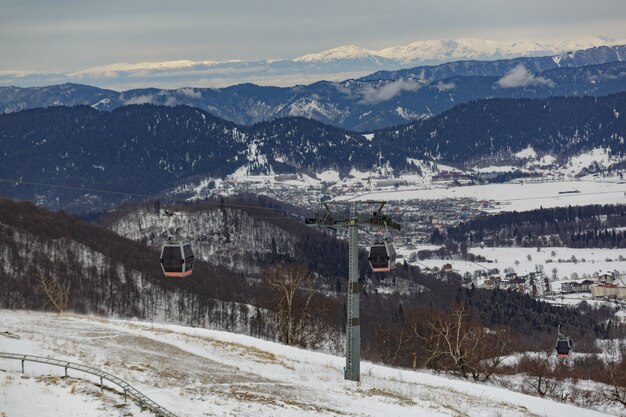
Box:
[0, 178, 155, 198]
[0, 177, 297, 215]
[470, 260, 493, 272]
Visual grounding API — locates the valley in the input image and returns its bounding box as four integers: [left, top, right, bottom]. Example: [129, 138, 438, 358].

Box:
[1, 23, 626, 417]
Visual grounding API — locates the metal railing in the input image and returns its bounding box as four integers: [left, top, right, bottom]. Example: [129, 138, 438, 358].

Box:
[0, 352, 178, 417]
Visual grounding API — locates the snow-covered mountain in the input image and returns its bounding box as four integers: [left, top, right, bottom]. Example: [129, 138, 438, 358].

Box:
[294, 44, 383, 62]
[1, 53, 625, 131]
[1, 37, 624, 89]
[0, 92, 624, 210]
[303, 37, 626, 65]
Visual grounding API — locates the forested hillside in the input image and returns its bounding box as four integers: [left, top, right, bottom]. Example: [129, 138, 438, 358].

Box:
[0, 93, 624, 210]
[445, 204, 626, 248]
[376, 93, 626, 163]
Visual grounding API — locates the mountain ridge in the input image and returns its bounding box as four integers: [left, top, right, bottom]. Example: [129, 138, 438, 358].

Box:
[1, 54, 625, 131]
[0, 92, 624, 210]
[298, 37, 626, 65]
[1, 39, 624, 90]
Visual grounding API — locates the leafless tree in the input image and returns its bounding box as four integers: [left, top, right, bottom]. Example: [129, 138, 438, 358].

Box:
[518, 352, 559, 397]
[374, 324, 411, 366]
[604, 340, 626, 408]
[262, 264, 325, 348]
[405, 303, 510, 381]
[38, 271, 70, 313]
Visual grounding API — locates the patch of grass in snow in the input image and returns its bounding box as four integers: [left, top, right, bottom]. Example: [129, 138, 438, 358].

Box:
[207, 339, 278, 364]
[359, 387, 416, 406]
[121, 320, 288, 367]
[155, 367, 187, 382]
[127, 364, 150, 373]
[223, 387, 344, 415]
[35, 375, 64, 385]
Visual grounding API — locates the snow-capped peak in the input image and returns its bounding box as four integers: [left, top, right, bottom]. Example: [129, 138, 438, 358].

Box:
[293, 37, 626, 65]
[376, 37, 623, 63]
[293, 45, 380, 62]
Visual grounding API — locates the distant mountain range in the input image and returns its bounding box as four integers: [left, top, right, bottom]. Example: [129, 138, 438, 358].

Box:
[294, 37, 625, 65]
[1, 37, 624, 90]
[0, 93, 624, 210]
[1, 45, 625, 131]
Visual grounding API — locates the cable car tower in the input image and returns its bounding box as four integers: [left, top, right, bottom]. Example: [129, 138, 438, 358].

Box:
[305, 200, 401, 382]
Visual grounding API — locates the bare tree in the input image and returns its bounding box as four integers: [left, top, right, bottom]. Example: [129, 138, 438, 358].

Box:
[38, 271, 70, 313]
[479, 325, 513, 382]
[604, 340, 626, 408]
[518, 351, 563, 398]
[262, 264, 325, 348]
[374, 324, 411, 366]
[405, 303, 510, 381]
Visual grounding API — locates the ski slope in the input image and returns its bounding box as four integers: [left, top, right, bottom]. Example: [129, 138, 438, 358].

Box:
[0, 310, 614, 417]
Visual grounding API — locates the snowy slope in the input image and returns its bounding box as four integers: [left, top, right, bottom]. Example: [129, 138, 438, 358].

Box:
[0, 310, 614, 417]
[0, 372, 155, 417]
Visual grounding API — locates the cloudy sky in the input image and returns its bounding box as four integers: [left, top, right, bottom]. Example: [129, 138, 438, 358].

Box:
[1, 0, 625, 72]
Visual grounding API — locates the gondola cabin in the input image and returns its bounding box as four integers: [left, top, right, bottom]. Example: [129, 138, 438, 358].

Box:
[160, 239, 194, 277]
[555, 336, 572, 357]
[368, 239, 397, 272]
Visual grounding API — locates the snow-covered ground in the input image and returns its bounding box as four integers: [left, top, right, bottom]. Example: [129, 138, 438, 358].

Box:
[0, 310, 615, 417]
[408, 246, 626, 281]
[472, 247, 626, 279]
[336, 180, 626, 212]
[0, 371, 154, 417]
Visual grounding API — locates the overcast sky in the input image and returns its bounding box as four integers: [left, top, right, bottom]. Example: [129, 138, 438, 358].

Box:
[1, 0, 625, 72]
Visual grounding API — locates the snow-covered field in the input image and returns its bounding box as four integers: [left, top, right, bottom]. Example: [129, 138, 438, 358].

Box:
[469, 247, 626, 279]
[416, 246, 626, 280]
[0, 310, 615, 417]
[336, 180, 626, 212]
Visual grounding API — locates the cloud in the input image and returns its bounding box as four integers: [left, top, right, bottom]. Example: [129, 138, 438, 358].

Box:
[178, 87, 202, 99]
[436, 81, 455, 91]
[334, 83, 356, 99]
[496, 64, 555, 88]
[124, 94, 154, 105]
[359, 79, 421, 104]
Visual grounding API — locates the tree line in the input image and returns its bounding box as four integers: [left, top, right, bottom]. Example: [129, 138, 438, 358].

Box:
[443, 204, 626, 248]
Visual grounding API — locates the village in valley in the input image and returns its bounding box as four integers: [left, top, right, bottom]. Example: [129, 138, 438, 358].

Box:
[178, 161, 626, 319]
